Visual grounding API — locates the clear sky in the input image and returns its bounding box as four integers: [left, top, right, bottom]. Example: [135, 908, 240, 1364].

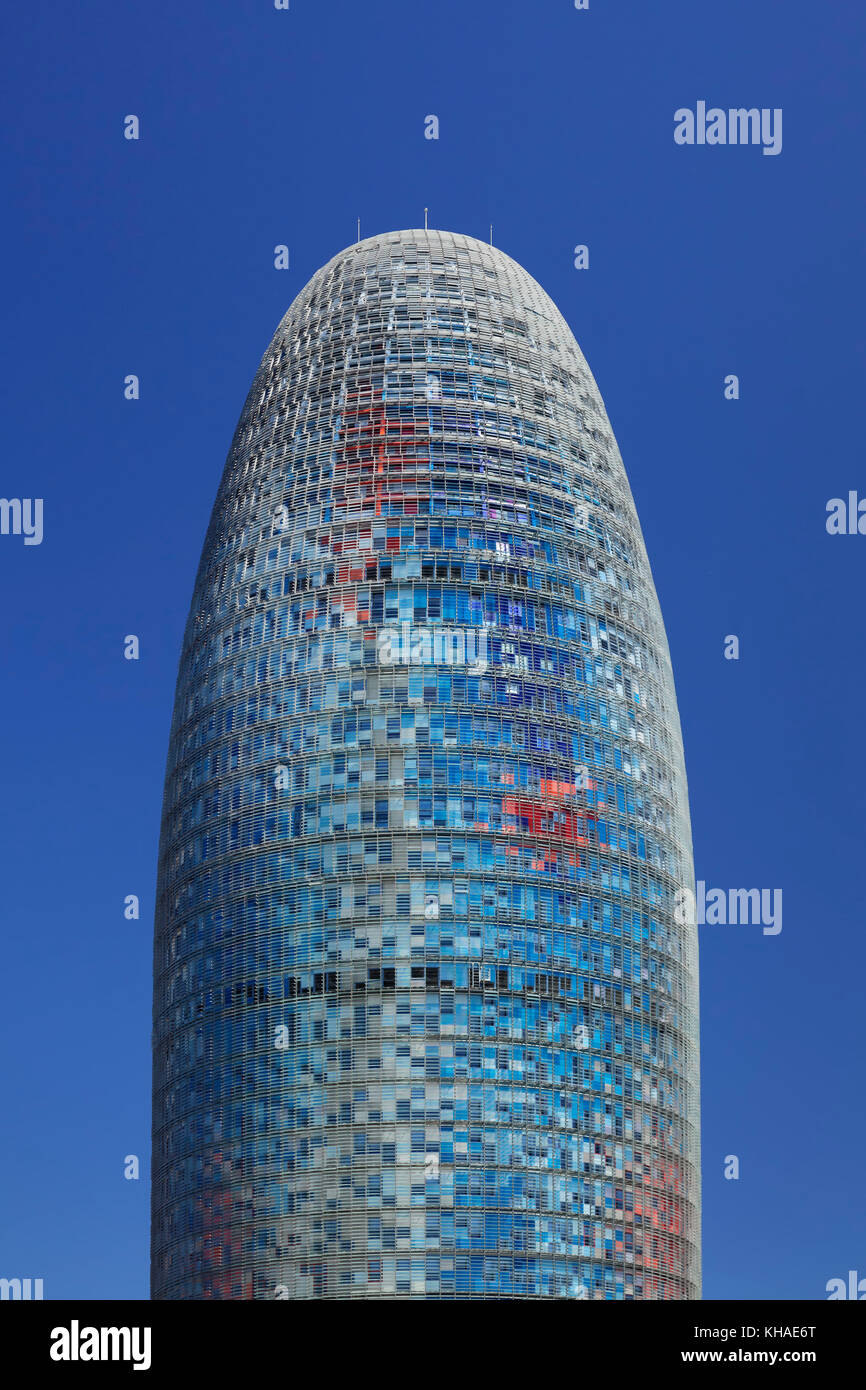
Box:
[1, 0, 864, 1300]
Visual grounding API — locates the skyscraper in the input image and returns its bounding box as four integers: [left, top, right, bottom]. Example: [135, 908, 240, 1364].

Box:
[151, 229, 700, 1300]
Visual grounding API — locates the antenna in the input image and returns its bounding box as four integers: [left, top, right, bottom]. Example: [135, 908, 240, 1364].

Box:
[424, 207, 428, 231]
[357, 217, 361, 243]
[490, 224, 494, 245]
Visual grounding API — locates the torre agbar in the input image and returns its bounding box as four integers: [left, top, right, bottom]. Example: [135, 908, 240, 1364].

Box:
[152, 229, 701, 1300]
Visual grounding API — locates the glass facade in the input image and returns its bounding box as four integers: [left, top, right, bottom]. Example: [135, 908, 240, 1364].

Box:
[151, 230, 700, 1299]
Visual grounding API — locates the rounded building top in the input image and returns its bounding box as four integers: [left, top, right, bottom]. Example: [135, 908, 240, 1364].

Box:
[275, 227, 579, 361]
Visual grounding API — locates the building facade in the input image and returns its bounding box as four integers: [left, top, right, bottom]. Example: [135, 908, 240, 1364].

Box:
[152, 230, 700, 1299]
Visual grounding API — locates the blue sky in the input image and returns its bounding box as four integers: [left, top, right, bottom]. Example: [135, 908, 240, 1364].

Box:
[1, 0, 864, 1299]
